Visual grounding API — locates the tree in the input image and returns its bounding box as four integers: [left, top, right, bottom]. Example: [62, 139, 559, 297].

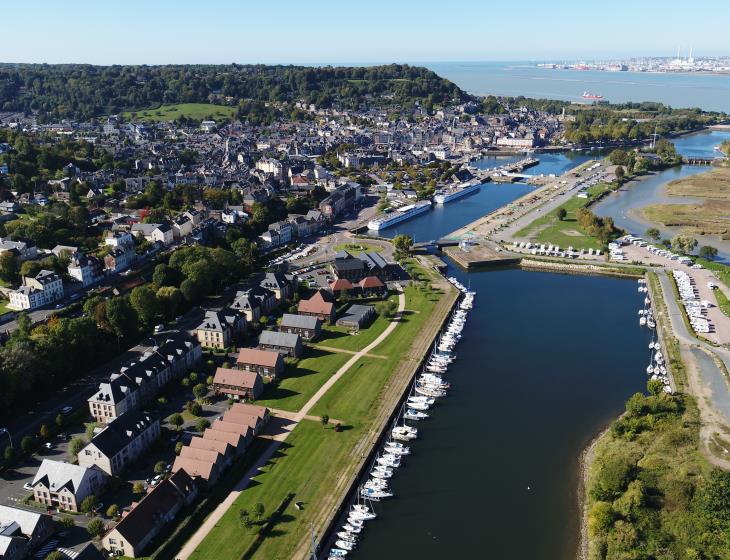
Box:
[608, 149, 628, 166]
[68, 437, 86, 460]
[57, 516, 75, 530]
[175, 441, 184, 455]
[615, 166, 625, 181]
[180, 278, 201, 303]
[152, 263, 179, 287]
[375, 299, 398, 319]
[645, 228, 660, 241]
[129, 285, 159, 326]
[55, 414, 64, 428]
[556, 208, 567, 221]
[39, 424, 50, 439]
[0, 251, 17, 283]
[393, 234, 413, 259]
[106, 504, 119, 518]
[4, 446, 16, 464]
[132, 482, 145, 494]
[79, 494, 98, 514]
[252, 502, 265, 522]
[671, 235, 698, 255]
[699, 245, 718, 260]
[20, 436, 34, 455]
[188, 401, 202, 416]
[238, 508, 250, 527]
[195, 418, 210, 432]
[192, 383, 208, 400]
[154, 461, 166, 475]
[169, 413, 184, 430]
[321, 414, 330, 427]
[156, 286, 183, 319]
[86, 518, 105, 538]
[105, 296, 138, 339]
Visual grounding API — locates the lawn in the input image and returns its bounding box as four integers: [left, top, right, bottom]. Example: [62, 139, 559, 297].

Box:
[188, 265, 446, 560]
[332, 242, 383, 255]
[187, 420, 362, 560]
[516, 182, 614, 250]
[122, 103, 236, 123]
[641, 200, 730, 236]
[311, 284, 439, 422]
[255, 349, 350, 412]
[0, 299, 12, 315]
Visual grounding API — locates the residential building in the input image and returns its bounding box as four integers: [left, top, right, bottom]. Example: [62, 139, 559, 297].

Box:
[0, 238, 37, 260]
[279, 313, 321, 341]
[104, 231, 135, 249]
[358, 276, 386, 296]
[172, 448, 223, 484]
[297, 290, 336, 324]
[231, 287, 277, 322]
[0, 505, 54, 560]
[8, 270, 63, 311]
[201, 428, 247, 455]
[260, 272, 293, 301]
[78, 411, 160, 476]
[319, 183, 359, 220]
[151, 223, 174, 246]
[88, 335, 201, 423]
[212, 368, 263, 401]
[229, 403, 271, 433]
[31, 460, 108, 513]
[68, 251, 104, 287]
[235, 348, 284, 379]
[194, 308, 245, 350]
[101, 470, 196, 558]
[103, 247, 135, 274]
[258, 330, 302, 357]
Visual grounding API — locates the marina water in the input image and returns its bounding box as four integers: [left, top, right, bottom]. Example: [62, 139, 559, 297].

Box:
[349, 268, 650, 559]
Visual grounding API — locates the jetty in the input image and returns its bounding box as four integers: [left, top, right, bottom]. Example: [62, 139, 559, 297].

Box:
[443, 240, 520, 269]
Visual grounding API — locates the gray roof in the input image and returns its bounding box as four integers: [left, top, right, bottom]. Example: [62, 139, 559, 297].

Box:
[0, 505, 47, 536]
[259, 330, 300, 348]
[280, 313, 320, 330]
[32, 459, 106, 495]
[85, 411, 158, 458]
[341, 304, 374, 322]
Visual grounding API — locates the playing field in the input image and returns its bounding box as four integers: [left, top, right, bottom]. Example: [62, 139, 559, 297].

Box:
[122, 103, 236, 123]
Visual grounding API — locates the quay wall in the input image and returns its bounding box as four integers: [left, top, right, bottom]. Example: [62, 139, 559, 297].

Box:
[519, 258, 645, 278]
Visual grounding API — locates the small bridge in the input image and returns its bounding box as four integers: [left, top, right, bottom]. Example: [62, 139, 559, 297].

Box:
[683, 156, 722, 165]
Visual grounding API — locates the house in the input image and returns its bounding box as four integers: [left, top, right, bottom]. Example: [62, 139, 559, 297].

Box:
[101, 470, 196, 558]
[88, 335, 201, 423]
[172, 216, 193, 239]
[329, 278, 354, 298]
[188, 437, 235, 468]
[258, 330, 302, 357]
[31, 460, 108, 513]
[68, 251, 104, 287]
[0, 505, 54, 560]
[235, 348, 284, 379]
[212, 368, 263, 400]
[201, 428, 248, 456]
[210, 420, 253, 443]
[319, 183, 359, 219]
[279, 313, 321, 341]
[194, 308, 246, 350]
[8, 270, 63, 310]
[231, 287, 277, 322]
[358, 276, 386, 296]
[0, 238, 37, 260]
[358, 252, 401, 281]
[172, 449, 223, 484]
[105, 231, 135, 249]
[221, 207, 248, 224]
[230, 402, 270, 430]
[336, 304, 375, 330]
[331, 252, 365, 281]
[78, 411, 160, 476]
[297, 290, 336, 324]
[103, 247, 135, 274]
[151, 223, 174, 246]
[260, 272, 293, 301]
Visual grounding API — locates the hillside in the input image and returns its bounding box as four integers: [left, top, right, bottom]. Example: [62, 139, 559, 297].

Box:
[0, 63, 466, 122]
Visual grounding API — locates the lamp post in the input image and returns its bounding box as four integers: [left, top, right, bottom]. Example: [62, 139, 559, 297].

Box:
[0, 427, 12, 449]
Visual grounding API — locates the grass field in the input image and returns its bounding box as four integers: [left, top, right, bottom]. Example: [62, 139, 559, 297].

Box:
[122, 103, 236, 123]
[641, 200, 730, 236]
[516, 182, 614, 250]
[255, 350, 350, 412]
[0, 299, 12, 315]
[332, 242, 383, 255]
[188, 268, 444, 560]
[666, 167, 730, 199]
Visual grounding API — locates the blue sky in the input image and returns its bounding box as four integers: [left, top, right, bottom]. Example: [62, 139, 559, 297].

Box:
[4, 0, 728, 64]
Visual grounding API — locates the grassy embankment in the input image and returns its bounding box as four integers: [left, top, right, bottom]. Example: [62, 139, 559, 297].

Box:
[516, 182, 615, 250]
[187, 264, 451, 560]
[641, 167, 730, 238]
[332, 242, 383, 255]
[122, 103, 237, 123]
[584, 273, 730, 559]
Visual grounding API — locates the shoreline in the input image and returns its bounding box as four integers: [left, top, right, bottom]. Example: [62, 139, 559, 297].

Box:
[577, 424, 611, 560]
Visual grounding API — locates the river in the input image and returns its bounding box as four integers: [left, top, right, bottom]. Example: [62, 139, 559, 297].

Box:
[424, 61, 730, 113]
[593, 128, 730, 260]
[348, 268, 650, 560]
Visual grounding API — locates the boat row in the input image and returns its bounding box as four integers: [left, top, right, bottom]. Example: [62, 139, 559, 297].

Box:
[646, 338, 672, 394]
[328, 287, 474, 559]
[637, 280, 655, 329]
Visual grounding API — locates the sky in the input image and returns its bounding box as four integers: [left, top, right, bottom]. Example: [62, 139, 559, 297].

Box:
[3, 0, 728, 65]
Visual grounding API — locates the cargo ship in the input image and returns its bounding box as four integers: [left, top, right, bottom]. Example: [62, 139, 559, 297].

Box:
[582, 91, 603, 100]
[367, 200, 432, 231]
[433, 180, 482, 204]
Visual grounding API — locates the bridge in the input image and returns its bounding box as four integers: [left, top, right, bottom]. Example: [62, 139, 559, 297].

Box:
[683, 156, 724, 165]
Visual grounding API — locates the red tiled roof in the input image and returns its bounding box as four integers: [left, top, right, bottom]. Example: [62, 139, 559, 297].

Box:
[236, 348, 280, 368]
[213, 367, 260, 389]
[359, 276, 384, 288]
[298, 298, 334, 316]
[329, 278, 353, 291]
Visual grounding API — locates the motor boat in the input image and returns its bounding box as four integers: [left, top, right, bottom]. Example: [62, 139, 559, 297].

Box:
[335, 540, 355, 551]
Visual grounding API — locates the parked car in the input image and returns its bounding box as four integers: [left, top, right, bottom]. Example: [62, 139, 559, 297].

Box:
[23, 483, 33, 491]
[150, 475, 163, 487]
[60, 406, 73, 415]
[43, 442, 53, 450]
[153, 324, 164, 333]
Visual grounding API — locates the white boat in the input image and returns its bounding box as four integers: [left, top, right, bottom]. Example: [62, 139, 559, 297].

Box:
[337, 532, 358, 542]
[434, 180, 481, 204]
[377, 454, 401, 467]
[415, 385, 447, 398]
[329, 548, 348, 558]
[407, 400, 430, 411]
[350, 504, 376, 520]
[385, 442, 410, 455]
[639, 317, 647, 326]
[335, 540, 355, 551]
[367, 200, 432, 231]
[404, 408, 429, 420]
[360, 487, 393, 500]
[342, 523, 362, 534]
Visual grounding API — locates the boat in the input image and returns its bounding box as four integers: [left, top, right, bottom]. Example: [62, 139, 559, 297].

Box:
[360, 487, 393, 500]
[404, 408, 429, 420]
[367, 200, 432, 231]
[335, 540, 355, 551]
[342, 523, 362, 534]
[350, 504, 376, 521]
[582, 91, 603, 100]
[329, 548, 349, 558]
[337, 532, 358, 542]
[434, 180, 482, 204]
[346, 517, 364, 528]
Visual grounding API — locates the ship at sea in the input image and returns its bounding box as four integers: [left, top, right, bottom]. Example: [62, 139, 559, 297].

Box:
[433, 180, 482, 204]
[367, 200, 432, 231]
[582, 91, 603, 100]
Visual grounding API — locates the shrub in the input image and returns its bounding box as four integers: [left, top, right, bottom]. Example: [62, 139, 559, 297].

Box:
[106, 504, 119, 518]
[87, 518, 105, 538]
[195, 418, 210, 432]
[57, 516, 75, 530]
[132, 482, 144, 494]
[154, 461, 166, 475]
[68, 437, 86, 460]
[79, 494, 98, 514]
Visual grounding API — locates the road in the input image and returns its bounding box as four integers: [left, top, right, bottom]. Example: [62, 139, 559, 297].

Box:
[175, 289, 406, 560]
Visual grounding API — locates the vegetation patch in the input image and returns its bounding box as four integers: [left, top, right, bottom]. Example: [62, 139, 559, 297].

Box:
[122, 103, 237, 123]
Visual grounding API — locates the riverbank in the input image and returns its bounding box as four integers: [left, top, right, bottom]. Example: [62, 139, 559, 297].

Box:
[519, 258, 645, 278]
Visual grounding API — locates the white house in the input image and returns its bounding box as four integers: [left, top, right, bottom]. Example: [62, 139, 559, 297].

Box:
[8, 270, 63, 310]
[31, 459, 108, 512]
[68, 251, 104, 287]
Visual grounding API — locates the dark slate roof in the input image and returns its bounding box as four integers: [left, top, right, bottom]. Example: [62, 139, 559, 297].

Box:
[280, 313, 320, 330]
[259, 330, 300, 348]
[87, 411, 158, 458]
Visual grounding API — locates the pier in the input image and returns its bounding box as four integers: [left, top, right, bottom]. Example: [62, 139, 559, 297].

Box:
[443, 241, 520, 269]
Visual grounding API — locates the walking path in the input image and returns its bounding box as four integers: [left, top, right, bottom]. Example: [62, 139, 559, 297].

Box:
[176, 289, 406, 560]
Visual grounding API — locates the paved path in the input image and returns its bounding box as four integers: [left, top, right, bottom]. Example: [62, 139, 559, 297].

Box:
[175, 289, 406, 560]
[268, 408, 344, 425]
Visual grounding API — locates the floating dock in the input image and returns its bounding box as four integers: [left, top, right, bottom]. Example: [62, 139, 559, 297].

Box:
[443, 244, 520, 269]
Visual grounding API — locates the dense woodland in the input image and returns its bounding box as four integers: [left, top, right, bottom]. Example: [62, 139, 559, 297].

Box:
[0, 64, 465, 121]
